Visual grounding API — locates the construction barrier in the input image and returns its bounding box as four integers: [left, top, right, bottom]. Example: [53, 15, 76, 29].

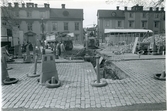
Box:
[40, 54, 60, 86]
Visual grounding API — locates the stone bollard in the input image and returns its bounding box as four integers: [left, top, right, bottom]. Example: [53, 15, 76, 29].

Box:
[40, 54, 59, 85]
[1, 58, 18, 85]
[39, 54, 61, 88]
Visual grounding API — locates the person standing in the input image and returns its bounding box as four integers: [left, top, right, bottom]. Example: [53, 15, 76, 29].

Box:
[56, 42, 61, 56]
[60, 42, 65, 57]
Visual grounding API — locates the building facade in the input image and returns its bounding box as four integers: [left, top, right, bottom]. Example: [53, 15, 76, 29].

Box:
[1, 2, 84, 45]
[97, 4, 165, 42]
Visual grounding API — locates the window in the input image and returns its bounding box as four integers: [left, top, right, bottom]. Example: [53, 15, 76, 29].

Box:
[75, 22, 79, 30]
[129, 21, 134, 27]
[27, 23, 32, 31]
[27, 11, 32, 17]
[155, 13, 159, 18]
[2, 22, 6, 25]
[14, 11, 19, 17]
[154, 31, 158, 34]
[118, 21, 122, 27]
[129, 13, 133, 18]
[75, 34, 79, 40]
[154, 21, 159, 28]
[142, 13, 146, 18]
[64, 22, 68, 30]
[41, 23, 45, 32]
[105, 21, 110, 27]
[52, 22, 58, 31]
[141, 21, 147, 28]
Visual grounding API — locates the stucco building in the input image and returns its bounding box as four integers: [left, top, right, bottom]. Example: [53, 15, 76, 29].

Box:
[1, 2, 84, 45]
[97, 4, 165, 42]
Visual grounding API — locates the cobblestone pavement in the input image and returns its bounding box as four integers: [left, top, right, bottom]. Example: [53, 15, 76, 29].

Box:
[2, 59, 166, 110]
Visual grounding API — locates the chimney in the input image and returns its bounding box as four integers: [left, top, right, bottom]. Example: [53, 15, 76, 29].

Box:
[161, 7, 164, 11]
[22, 3, 25, 8]
[44, 3, 47, 7]
[47, 4, 50, 8]
[124, 6, 127, 11]
[117, 6, 119, 10]
[140, 6, 143, 11]
[44, 3, 49, 8]
[8, 3, 12, 7]
[149, 7, 152, 11]
[26, 3, 29, 8]
[14, 2, 19, 7]
[156, 7, 159, 11]
[35, 4, 38, 8]
[31, 3, 34, 8]
[62, 4, 65, 9]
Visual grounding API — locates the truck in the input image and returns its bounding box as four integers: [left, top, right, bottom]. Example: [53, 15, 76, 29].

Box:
[45, 32, 74, 51]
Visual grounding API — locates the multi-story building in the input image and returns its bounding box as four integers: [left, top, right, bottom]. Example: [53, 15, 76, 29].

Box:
[97, 4, 165, 42]
[1, 2, 84, 45]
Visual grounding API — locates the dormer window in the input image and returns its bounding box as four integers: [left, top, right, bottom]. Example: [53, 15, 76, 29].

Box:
[27, 11, 32, 17]
[142, 13, 146, 18]
[129, 12, 133, 18]
[155, 13, 159, 18]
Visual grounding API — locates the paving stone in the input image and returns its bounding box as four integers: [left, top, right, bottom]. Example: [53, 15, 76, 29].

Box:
[2, 60, 166, 109]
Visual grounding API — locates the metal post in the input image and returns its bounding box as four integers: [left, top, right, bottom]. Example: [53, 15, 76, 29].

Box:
[95, 55, 100, 83]
[41, 18, 45, 54]
[85, 34, 88, 50]
[33, 54, 37, 74]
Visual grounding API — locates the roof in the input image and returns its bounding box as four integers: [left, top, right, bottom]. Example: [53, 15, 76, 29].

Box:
[50, 8, 83, 20]
[97, 10, 125, 18]
[104, 29, 153, 34]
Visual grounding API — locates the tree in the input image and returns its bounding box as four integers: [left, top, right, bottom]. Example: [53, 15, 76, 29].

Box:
[105, 0, 165, 8]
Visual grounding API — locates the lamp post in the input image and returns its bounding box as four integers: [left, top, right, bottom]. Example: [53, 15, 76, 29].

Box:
[41, 18, 45, 54]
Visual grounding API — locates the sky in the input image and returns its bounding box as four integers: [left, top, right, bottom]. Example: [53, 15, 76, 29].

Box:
[32, 0, 134, 27]
[1, 0, 134, 27]
[2, 0, 161, 27]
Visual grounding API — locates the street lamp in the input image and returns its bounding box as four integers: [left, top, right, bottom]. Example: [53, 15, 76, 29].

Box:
[41, 18, 45, 54]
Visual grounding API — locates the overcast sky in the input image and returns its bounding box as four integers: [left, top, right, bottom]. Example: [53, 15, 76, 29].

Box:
[34, 0, 135, 27]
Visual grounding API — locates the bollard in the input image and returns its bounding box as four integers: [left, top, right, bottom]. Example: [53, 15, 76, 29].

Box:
[51, 76, 56, 84]
[91, 55, 107, 87]
[27, 54, 40, 77]
[34, 55, 38, 74]
[1, 47, 12, 70]
[39, 54, 61, 88]
[40, 54, 59, 85]
[96, 55, 100, 83]
[1, 58, 18, 85]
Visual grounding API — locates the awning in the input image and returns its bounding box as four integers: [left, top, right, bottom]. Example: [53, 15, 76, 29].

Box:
[104, 29, 153, 34]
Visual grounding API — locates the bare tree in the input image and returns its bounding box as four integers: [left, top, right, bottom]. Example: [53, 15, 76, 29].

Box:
[106, 0, 165, 8]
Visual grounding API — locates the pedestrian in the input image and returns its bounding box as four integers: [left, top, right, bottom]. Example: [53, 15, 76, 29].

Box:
[56, 42, 61, 56]
[60, 42, 65, 53]
[60, 42, 65, 57]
